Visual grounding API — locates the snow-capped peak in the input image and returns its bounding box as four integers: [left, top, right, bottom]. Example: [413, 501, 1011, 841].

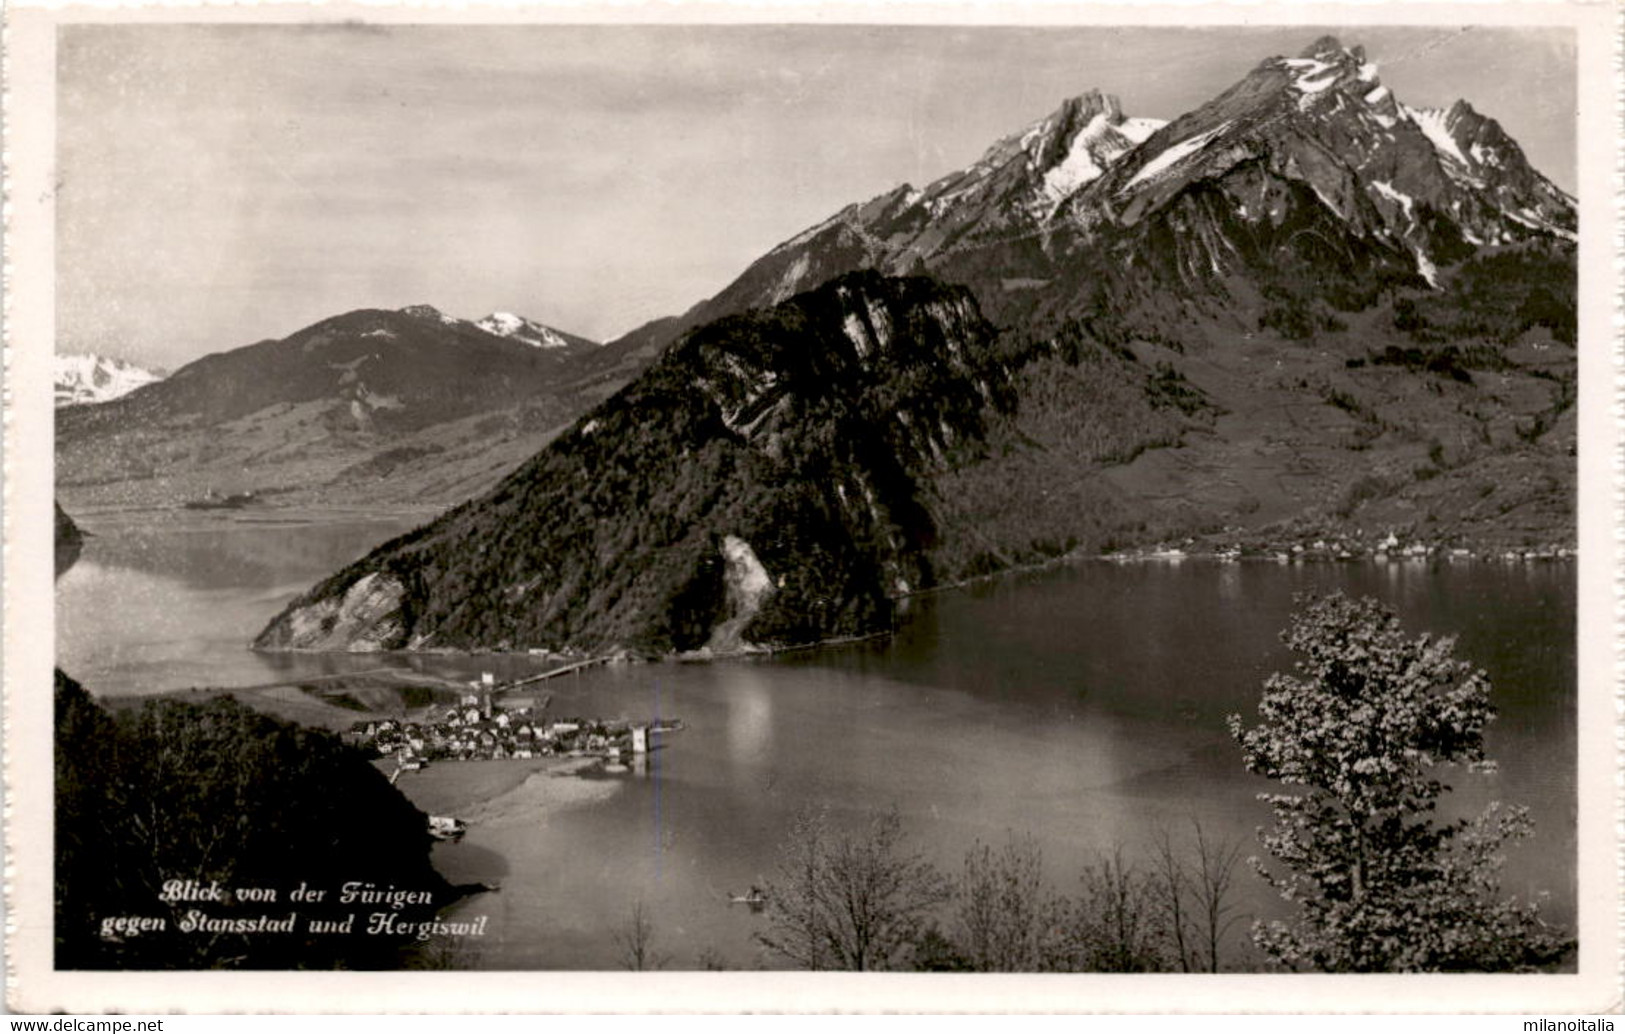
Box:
[477, 312, 527, 337]
[1039, 111, 1140, 209]
[475, 312, 571, 350]
[1272, 38, 1382, 112]
[1281, 57, 1337, 88]
[55, 353, 165, 406]
[399, 304, 462, 326]
[394, 304, 585, 349]
[995, 92, 1168, 213]
[1298, 35, 1364, 65]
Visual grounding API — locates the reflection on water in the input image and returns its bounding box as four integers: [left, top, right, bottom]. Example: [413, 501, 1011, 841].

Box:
[57, 519, 1577, 970]
[722, 667, 775, 774]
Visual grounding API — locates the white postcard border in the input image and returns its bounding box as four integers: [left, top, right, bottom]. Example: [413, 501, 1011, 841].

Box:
[4, 0, 1620, 1014]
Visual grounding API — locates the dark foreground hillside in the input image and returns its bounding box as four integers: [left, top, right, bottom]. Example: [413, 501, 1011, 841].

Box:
[55, 670, 455, 969]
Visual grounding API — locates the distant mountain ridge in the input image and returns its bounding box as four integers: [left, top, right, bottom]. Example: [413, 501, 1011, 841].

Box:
[104, 304, 597, 429]
[55, 354, 165, 407]
[56, 304, 605, 509]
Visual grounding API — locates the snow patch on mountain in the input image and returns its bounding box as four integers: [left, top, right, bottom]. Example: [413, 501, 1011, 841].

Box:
[1505, 207, 1578, 243]
[1405, 105, 1470, 168]
[55, 353, 164, 406]
[1370, 180, 1415, 221]
[1412, 246, 1440, 288]
[1040, 112, 1114, 196]
[1124, 121, 1233, 190]
[400, 304, 462, 326]
[475, 312, 571, 349]
[1469, 142, 1504, 169]
[1295, 70, 1341, 95]
[478, 312, 527, 336]
[1036, 111, 1157, 211]
[1281, 57, 1334, 80]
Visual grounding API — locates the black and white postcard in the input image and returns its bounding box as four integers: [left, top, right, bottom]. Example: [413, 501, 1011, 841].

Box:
[5, 0, 1619, 1014]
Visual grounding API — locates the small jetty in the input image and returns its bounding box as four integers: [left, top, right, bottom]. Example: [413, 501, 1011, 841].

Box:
[500, 655, 614, 689]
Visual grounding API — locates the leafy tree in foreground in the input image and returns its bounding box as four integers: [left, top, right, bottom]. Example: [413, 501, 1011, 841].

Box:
[1228, 593, 1572, 972]
[757, 806, 948, 971]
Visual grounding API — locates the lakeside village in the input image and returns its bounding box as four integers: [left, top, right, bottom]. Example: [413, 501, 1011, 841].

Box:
[343, 673, 681, 841]
[343, 673, 680, 775]
[1108, 529, 1576, 564]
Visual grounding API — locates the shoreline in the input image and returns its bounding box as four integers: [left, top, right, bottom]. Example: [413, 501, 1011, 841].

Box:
[383, 755, 622, 896]
[79, 504, 1579, 702]
[238, 546, 1580, 674]
[377, 755, 608, 819]
[62, 501, 444, 533]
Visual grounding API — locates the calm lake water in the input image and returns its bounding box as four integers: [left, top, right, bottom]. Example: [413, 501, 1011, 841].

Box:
[57, 517, 1577, 970]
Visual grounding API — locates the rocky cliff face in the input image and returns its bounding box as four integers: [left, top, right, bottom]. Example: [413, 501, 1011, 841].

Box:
[256, 272, 1009, 655]
[253, 572, 410, 652]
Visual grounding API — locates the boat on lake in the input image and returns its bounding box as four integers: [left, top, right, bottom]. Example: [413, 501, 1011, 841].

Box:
[427, 815, 468, 841]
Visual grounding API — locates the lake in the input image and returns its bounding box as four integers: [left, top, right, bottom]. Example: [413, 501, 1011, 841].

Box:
[56, 516, 1576, 970]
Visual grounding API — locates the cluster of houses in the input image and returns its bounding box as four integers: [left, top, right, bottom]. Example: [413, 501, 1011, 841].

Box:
[1113, 531, 1575, 564]
[346, 677, 672, 768]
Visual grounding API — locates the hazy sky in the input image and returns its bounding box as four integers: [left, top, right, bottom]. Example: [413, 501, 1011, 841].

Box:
[56, 24, 1576, 369]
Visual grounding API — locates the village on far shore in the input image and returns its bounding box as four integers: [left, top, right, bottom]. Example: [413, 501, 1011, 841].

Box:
[1105, 528, 1576, 564]
[344, 671, 681, 771]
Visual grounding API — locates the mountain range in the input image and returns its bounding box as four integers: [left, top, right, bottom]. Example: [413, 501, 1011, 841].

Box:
[56, 306, 604, 509]
[255, 36, 1577, 656]
[589, 37, 1573, 372]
